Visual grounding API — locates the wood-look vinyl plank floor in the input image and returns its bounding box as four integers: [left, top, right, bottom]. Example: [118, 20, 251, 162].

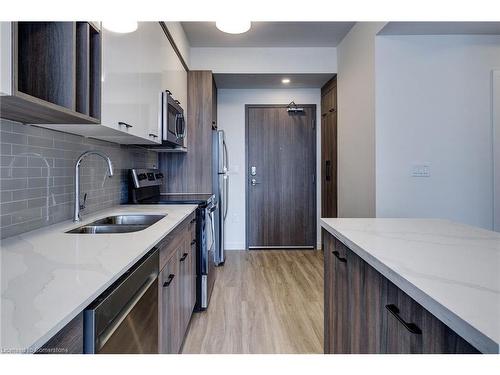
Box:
[181, 250, 324, 354]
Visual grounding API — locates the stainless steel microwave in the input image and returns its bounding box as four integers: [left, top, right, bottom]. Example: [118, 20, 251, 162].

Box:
[161, 90, 185, 147]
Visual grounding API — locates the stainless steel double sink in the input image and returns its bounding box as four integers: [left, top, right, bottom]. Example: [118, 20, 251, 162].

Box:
[66, 214, 166, 234]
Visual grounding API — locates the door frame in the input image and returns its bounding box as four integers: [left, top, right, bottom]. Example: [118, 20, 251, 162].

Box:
[244, 104, 317, 250]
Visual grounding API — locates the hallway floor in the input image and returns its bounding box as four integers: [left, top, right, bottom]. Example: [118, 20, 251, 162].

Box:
[182, 250, 324, 354]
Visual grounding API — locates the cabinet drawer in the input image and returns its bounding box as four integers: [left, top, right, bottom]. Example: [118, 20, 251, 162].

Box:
[159, 249, 181, 354]
[158, 212, 194, 270]
[384, 281, 479, 354]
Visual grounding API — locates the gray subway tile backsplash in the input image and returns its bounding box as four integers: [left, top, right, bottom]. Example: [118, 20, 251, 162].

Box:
[0, 119, 158, 239]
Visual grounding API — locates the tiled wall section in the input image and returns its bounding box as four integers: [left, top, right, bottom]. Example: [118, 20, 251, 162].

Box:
[0, 119, 158, 239]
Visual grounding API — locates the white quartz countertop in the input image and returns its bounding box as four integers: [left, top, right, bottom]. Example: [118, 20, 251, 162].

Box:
[320, 218, 500, 354]
[0, 204, 197, 353]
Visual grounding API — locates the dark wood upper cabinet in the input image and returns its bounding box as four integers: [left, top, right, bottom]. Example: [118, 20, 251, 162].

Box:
[0, 22, 101, 124]
[159, 70, 217, 194]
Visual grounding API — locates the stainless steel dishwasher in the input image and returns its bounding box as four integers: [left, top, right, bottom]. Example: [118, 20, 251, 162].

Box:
[83, 248, 159, 354]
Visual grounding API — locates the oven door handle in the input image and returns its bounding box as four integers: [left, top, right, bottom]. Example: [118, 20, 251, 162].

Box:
[95, 274, 157, 352]
[208, 207, 216, 253]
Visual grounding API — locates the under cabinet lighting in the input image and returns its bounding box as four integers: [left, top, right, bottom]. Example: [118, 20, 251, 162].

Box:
[282, 78, 291, 84]
[215, 21, 251, 34]
[103, 21, 138, 33]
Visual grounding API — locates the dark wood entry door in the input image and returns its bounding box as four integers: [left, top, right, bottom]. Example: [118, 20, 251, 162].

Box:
[246, 105, 316, 249]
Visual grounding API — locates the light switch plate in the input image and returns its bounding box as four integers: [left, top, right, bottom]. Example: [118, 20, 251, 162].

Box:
[411, 164, 430, 177]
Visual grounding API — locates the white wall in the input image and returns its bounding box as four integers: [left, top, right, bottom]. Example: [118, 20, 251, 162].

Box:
[336, 22, 386, 218]
[492, 70, 500, 232]
[376, 35, 500, 230]
[190, 47, 337, 73]
[218, 89, 322, 250]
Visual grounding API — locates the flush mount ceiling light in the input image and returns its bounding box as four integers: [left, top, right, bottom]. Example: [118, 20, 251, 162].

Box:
[102, 21, 138, 33]
[215, 20, 251, 34]
[282, 78, 291, 84]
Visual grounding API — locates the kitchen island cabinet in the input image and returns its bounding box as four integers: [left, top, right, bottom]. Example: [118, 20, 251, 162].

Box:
[322, 218, 499, 354]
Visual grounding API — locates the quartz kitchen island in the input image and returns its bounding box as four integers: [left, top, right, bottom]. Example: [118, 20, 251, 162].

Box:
[0, 204, 197, 353]
[321, 218, 500, 354]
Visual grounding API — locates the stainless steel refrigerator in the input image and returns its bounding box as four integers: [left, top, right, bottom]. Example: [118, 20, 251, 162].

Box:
[213, 130, 228, 266]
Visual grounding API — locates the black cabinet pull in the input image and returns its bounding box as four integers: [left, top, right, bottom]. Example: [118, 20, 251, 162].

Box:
[175, 99, 181, 105]
[332, 250, 347, 263]
[163, 274, 175, 287]
[179, 253, 188, 262]
[385, 304, 422, 335]
[149, 133, 158, 138]
[190, 218, 196, 224]
[325, 160, 331, 181]
[191, 239, 196, 246]
[118, 121, 133, 128]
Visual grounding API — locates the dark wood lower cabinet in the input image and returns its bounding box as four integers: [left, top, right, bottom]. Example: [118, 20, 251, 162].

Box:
[324, 233, 349, 353]
[323, 229, 480, 354]
[35, 313, 83, 354]
[347, 244, 386, 353]
[158, 212, 197, 354]
[385, 281, 479, 354]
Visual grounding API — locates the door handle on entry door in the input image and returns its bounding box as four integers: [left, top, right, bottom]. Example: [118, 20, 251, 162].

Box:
[251, 178, 261, 186]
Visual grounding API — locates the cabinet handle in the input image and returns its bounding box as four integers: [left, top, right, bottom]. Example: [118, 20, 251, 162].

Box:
[190, 218, 196, 224]
[163, 274, 175, 287]
[325, 160, 331, 181]
[179, 253, 188, 262]
[118, 121, 133, 128]
[332, 250, 347, 263]
[149, 133, 158, 138]
[175, 99, 181, 105]
[385, 304, 422, 335]
[191, 239, 196, 246]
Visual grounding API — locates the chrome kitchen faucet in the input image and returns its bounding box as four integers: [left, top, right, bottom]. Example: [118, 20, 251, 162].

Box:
[73, 151, 114, 222]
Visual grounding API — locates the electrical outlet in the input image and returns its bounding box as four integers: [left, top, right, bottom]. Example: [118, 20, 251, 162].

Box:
[411, 164, 430, 177]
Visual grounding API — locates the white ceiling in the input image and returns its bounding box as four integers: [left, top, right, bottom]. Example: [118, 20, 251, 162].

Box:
[379, 22, 500, 35]
[181, 22, 355, 47]
[213, 73, 335, 89]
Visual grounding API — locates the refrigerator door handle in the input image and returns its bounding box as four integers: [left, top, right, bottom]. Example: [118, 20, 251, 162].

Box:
[223, 140, 229, 173]
[223, 175, 229, 220]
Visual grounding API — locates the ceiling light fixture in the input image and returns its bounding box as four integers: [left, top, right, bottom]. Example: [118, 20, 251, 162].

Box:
[215, 20, 251, 34]
[282, 78, 291, 84]
[102, 21, 138, 34]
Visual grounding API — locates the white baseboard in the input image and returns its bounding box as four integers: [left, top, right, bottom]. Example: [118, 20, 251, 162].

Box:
[224, 242, 246, 251]
[224, 243, 323, 250]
